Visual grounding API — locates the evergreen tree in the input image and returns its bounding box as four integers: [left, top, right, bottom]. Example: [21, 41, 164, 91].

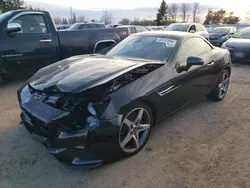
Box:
[0, 0, 24, 13]
[156, 0, 168, 26]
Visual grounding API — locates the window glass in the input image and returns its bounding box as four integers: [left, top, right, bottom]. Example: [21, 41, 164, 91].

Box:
[10, 14, 47, 33]
[136, 27, 147, 33]
[165, 24, 189, 32]
[129, 27, 136, 33]
[80, 24, 89, 29]
[196, 24, 204, 31]
[107, 35, 177, 62]
[176, 37, 212, 67]
[189, 25, 196, 32]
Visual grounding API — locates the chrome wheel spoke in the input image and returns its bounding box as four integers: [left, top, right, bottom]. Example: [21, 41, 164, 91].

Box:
[121, 132, 132, 148]
[221, 85, 226, 92]
[223, 77, 229, 84]
[119, 107, 151, 153]
[133, 134, 140, 149]
[123, 118, 133, 127]
[138, 124, 150, 132]
[135, 109, 144, 124]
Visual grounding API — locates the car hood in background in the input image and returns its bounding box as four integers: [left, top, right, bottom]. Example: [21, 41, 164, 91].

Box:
[224, 38, 250, 48]
[209, 33, 225, 39]
[28, 55, 164, 93]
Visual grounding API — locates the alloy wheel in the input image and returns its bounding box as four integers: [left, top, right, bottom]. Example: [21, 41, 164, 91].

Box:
[119, 108, 151, 153]
[218, 71, 230, 99]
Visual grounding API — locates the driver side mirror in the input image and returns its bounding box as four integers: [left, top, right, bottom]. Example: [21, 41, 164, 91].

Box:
[176, 56, 204, 73]
[6, 23, 22, 34]
[187, 56, 204, 66]
[189, 30, 196, 33]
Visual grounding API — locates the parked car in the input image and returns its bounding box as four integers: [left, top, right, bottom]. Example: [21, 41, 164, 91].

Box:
[68, 22, 105, 30]
[106, 24, 121, 28]
[0, 10, 130, 81]
[147, 26, 164, 31]
[222, 27, 250, 63]
[117, 25, 148, 34]
[18, 31, 231, 168]
[56, 24, 71, 30]
[145, 27, 154, 31]
[165, 23, 209, 40]
[209, 27, 236, 46]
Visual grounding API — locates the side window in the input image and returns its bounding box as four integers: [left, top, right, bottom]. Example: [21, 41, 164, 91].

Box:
[189, 25, 196, 32]
[176, 38, 212, 67]
[89, 24, 97, 29]
[136, 27, 147, 33]
[80, 24, 89, 29]
[196, 25, 205, 32]
[129, 27, 136, 33]
[10, 14, 48, 34]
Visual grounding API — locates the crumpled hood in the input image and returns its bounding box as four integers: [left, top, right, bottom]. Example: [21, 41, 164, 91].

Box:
[28, 54, 163, 93]
[225, 38, 250, 48]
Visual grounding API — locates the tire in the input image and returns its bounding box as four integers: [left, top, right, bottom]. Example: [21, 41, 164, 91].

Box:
[119, 102, 153, 157]
[206, 69, 230, 101]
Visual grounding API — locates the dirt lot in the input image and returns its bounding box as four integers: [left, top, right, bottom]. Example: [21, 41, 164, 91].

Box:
[0, 64, 250, 188]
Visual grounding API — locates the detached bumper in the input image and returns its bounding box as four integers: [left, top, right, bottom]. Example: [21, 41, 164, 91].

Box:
[19, 95, 121, 168]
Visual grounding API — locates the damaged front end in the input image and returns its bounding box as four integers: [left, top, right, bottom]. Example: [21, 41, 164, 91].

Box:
[18, 63, 164, 167]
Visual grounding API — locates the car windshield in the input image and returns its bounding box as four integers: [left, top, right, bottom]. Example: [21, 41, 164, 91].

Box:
[165, 24, 189, 32]
[212, 27, 230, 34]
[69, 23, 81, 29]
[106, 35, 177, 62]
[233, 28, 250, 39]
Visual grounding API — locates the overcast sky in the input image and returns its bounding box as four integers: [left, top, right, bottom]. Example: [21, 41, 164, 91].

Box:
[27, 0, 249, 17]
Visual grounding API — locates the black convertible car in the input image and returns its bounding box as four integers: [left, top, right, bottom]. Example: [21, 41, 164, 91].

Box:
[18, 31, 232, 168]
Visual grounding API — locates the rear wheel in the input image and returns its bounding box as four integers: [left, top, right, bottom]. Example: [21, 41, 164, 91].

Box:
[207, 69, 230, 101]
[119, 103, 153, 157]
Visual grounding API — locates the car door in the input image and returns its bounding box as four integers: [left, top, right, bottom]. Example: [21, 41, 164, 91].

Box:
[170, 37, 216, 107]
[1, 12, 59, 73]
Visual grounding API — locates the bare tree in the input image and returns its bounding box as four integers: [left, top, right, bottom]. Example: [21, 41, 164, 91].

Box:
[192, 2, 200, 22]
[181, 3, 189, 23]
[168, 3, 178, 22]
[119, 18, 130, 25]
[53, 16, 62, 24]
[77, 15, 85, 22]
[101, 10, 113, 25]
[68, 12, 77, 24]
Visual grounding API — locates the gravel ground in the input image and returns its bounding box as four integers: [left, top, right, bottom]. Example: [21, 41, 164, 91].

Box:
[0, 64, 250, 188]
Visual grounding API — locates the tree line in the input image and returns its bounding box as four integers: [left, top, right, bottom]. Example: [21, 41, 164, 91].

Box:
[120, 0, 242, 26]
[203, 9, 240, 25]
[119, 1, 203, 26]
[0, 0, 248, 26]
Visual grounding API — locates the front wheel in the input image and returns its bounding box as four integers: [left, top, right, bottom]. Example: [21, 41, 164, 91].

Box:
[207, 69, 230, 101]
[119, 103, 153, 157]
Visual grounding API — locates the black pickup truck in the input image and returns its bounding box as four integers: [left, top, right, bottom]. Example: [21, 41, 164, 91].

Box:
[0, 10, 129, 81]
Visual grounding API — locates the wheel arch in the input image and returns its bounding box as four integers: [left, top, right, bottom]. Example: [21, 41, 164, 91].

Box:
[93, 40, 117, 53]
[118, 97, 157, 125]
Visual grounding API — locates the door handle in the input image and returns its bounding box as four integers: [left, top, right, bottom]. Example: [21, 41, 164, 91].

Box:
[39, 39, 52, 43]
[207, 61, 214, 67]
